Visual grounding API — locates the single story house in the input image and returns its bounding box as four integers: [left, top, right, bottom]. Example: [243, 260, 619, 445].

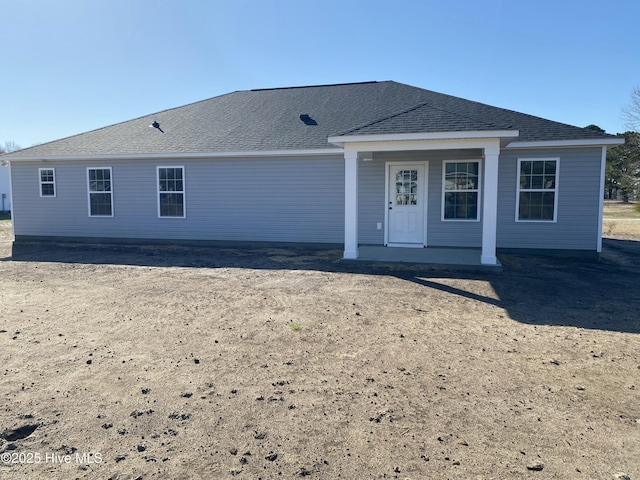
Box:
[1, 81, 623, 265]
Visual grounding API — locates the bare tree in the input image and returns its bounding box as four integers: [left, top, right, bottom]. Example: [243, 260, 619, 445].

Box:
[622, 86, 640, 131]
[1, 141, 21, 153]
[0, 141, 22, 165]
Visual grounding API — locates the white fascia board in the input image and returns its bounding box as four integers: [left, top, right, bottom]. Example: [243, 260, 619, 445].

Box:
[506, 138, 624, 149]
[328, 130, 519, 146]
[340, 137, 503, 154]
[6, 148, 343, 162]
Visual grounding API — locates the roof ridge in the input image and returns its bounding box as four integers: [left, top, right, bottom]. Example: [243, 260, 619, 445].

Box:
[424, 102, 514, 130]
[250, 81, 380, 92]
[338, 101, 432, 135]
[338, 99, 512, 136]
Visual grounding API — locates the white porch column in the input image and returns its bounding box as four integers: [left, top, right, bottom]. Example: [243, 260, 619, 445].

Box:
[481, 143, 500, 265]
[343, 149, 359, 259]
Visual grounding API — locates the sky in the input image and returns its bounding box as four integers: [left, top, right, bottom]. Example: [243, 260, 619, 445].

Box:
[1, 0, 639, 149]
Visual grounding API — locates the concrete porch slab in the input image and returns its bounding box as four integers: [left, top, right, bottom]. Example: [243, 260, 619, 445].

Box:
[352, 245, 502, 271]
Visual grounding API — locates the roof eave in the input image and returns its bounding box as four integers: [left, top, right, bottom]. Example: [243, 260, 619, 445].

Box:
[3, 148, 343, 162]
[505, 138, 625, 149]
[328, 130, 520, 147]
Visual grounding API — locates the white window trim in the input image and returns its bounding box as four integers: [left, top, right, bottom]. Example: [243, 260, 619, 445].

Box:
[157, 166, 186, 219]
[39, 167, 56, 197]
[441, 159, 482, 222]
[515, 158, 559, 223]
[86, 167, 114, 217]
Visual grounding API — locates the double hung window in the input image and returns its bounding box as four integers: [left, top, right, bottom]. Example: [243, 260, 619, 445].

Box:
[39, 168, 55, 197]
[443, 161, 480, 220]
[158, 167, 185, 218]
[87, 168, 113, 216]
[517, 159, 558, 221]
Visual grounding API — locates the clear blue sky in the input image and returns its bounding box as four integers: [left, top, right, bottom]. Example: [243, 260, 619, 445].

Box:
[1, 0, 638, 148]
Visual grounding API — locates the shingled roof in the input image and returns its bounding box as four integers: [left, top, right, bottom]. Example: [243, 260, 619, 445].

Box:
[3, 81, 616, 159]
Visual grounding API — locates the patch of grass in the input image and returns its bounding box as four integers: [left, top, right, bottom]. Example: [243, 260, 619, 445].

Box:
[602, 219, 640, 238]
[603, 220, 617, 236]
[289, 323, 303, 331]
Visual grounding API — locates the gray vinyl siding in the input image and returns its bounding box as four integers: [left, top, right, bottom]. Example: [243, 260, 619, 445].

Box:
[359, 150, 483, 247]
[11, 155, 344, 243]
[496, 147, 602, 251]
[426, 158, 482, 248]
[358, 159, 386, 244]
[11, 147, 604, 252]
[358, 147, 602, 251]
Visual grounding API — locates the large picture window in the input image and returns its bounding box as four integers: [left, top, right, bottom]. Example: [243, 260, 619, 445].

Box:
[517, 159, 558, 221]
[443, 160, 480, 220]
[87, 167, 113, 217]
[158, 167, 185, 218]
[39, 168, 56, 197]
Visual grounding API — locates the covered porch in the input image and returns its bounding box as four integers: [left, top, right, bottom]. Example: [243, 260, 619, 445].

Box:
[329, 131, 519, 266]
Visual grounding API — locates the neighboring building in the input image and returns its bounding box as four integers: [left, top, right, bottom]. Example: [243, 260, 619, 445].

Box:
[0, 162, 10, 212]
[1, 81, 623, 264]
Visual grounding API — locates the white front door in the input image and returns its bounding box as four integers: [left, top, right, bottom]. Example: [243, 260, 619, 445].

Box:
[387, 164, 426, 245]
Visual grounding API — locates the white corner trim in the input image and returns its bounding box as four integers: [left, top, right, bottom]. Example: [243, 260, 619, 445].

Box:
[329, 130, 519, 146]
[8, 162, 15, 236]
[506, 138, 624, 149]
[597, 146, 606, 253]
[6, 148, 343, 162]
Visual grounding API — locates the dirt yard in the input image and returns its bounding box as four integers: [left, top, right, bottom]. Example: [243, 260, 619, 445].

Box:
[0, 219, 638, 479]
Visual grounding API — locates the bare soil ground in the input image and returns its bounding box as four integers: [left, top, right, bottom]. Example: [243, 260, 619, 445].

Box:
[0, 220, 638, 479]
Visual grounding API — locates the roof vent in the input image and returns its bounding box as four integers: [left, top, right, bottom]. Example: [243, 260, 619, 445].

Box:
[299, 114, 317, 126]
[149, 118, 164, 133]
